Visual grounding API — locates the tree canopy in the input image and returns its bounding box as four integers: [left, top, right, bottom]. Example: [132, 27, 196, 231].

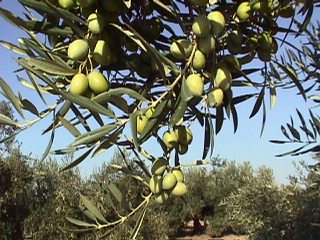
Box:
[0, 0, 320, 237]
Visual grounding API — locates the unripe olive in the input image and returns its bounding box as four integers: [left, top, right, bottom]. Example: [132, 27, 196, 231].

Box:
[87, 71, 110, 94]
[222, 55, 241, 72]
[170, 39, 192, 60]
[162, 130, 178, 149]
[197, 34, 215, 54]
[207, 11, 225, 35]
[77, 0, 96, 7]
[252, 0, 273, 14]
[258, 32, 273, 50]
[58, 0, 75, 9]
[192, 50, 206, 71]
[192, 15, 211, 38]
[171, 181, 187, 196]
[176, 143, 188, 155]
[162, 172, 178, 190]
[93, 40, 113, 66]
[149, 175, 163, 194]
[207, 88, 224, 107]
[87, 13, 105, 34]
[226, 30, 243, 55]
[136, 114, 148, 135]
[151, 158, 168, 175]
[68, 39, 89, 61]
[172, 168, 184, 182]
[190, 0, 208, 7]
[278, 6, 295, 18]
[214, 66, 232, 91]
[69, 73, 89, 95]
[174, 125, 193, 145]
[155, 191, 169, 204]
[185, 74, 204, 97]
[258, 50, 271, 62]
[102, 0, 121, 13]
[237, 2, 252, 22]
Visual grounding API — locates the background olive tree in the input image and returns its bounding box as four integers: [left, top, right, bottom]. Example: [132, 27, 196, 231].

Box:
[0, 0, 320, 238]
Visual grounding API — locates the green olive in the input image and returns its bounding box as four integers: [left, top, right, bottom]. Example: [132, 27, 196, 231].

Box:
[162, 172, 178, 190]
[151, 158, 168, 176]
[69, 73, 89, 95]
[93, 40, 113, 66]
[68, 39, 89, 61]
[87, 71, 110, 95]
[87, 13, 105, 34]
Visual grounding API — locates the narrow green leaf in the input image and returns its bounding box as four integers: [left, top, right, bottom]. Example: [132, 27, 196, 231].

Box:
[0, 7, 27, 29]
[275, 62, 306, 100]
[41, 119, 55, 162]
[250, 87, 264, 119]
[129, 111, 140, 150]
[0, 114, 20, 127]
[270, 82, 277, 108]
[100, 87, 147, 102]
[181, 77, 193, 102]
[19, 0, 85, 37]
[58, 116, 81, 137]
[80, 194, 108, 224]
[260, 100, 266, 137]
[0, 78, 24, 119]
[275, 144, 309, 157]
[111, 23, 146, 52]
[108, 183, 123, 203]
[70, 104, 91, 132]
[50, 146, 84, 155]
[92, 129, 122, 157]
[43, 100, 72, 135]
[287, 124, 301, 141]
[0, 40, 28, 55]
[21, 98, 39, 116]
[139, 99, 169, 142]
[215, 105, 224, 134]
[71, 124, 117, 147]
[310, 110, 320, 135]
[169, 99, 187, 127]
[28, 58, 76, 76]
[62, 91, 115, 118]
[281, 125, 291, 140]
[129, 205, 147, 240]
[60, 147, 94, 171]
[65, 217, 97, 228]
[202, 115, 210, 160]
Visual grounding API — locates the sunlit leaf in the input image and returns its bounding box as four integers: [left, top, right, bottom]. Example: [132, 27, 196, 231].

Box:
[65, 217, 97, 228]
[0, 113, 20, 127]
[71, 124, 117, 147]
[108, 183, 123, 203]
[0, 77, 24, 119]
[28, 58, 76, 76]
[80, 194, 108, 224]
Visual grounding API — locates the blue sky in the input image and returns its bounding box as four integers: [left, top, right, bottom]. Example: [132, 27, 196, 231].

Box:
[0, 1, 319, 184]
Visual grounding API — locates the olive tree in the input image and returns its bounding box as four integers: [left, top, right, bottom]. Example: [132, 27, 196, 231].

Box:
[0, 0, 318, 237]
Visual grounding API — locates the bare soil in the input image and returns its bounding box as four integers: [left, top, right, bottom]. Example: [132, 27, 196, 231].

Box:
[174, 234, 248, 240]
[171, 220, 248, 240]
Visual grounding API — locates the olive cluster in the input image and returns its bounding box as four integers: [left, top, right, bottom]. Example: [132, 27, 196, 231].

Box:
[162, 125, 193, 155]
[168, 0, 295, 109]
[149, 158, 187, 204]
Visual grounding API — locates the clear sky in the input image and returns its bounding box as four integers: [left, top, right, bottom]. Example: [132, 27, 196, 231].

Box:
[0, 0, 318, 184]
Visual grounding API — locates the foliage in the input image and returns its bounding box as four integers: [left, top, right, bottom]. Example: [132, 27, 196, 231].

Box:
[0, 0, 319, 237]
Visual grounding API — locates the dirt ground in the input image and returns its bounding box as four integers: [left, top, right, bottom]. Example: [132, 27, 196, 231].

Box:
[172, 220, 249, 240]
[174, 234, 248, 240]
